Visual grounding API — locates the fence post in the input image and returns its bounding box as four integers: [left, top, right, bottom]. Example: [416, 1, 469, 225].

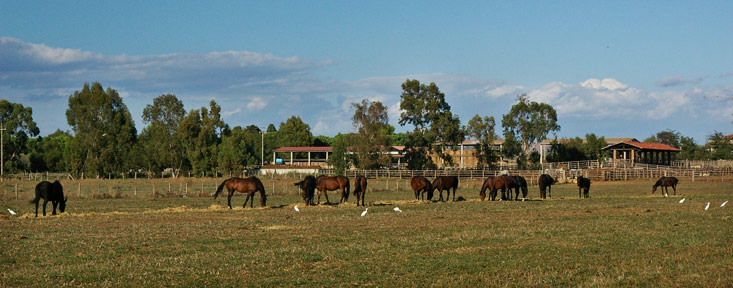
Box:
[15, 184, 18, 200]
[185, 182, 188, 196]
[78, 182, 81, 198]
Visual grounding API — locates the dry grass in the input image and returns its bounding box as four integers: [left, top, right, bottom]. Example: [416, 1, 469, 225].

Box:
[1, 178, 731, 287]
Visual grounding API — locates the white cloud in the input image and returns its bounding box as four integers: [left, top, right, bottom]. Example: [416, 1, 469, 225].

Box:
[222, 107, 242, 117]
[246, 97, 267, 111]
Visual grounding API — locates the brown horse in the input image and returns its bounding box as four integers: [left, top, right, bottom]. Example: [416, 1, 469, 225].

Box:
[652, 176, 678, 197]
[214, 177, 267, 209]
[410, 176, 434, 201]
[538, 174, 556, 199]
[577, 176, 591, 198]
[433, 176, 459, 202]
[315, 175, 350, 204]
[491, 175, 521, 201]
[479, 176, 495, 201]
[294, 175, 317, 206]
[353, 176, 368, 207]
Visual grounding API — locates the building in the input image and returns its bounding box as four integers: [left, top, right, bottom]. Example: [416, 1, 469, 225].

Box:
[602, 141, 680, 165]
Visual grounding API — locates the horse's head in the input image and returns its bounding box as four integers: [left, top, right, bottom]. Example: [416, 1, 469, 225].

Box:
[59, 197, 67, 213]
[651, 185, 657, 194]
[260, 194, 267, 207]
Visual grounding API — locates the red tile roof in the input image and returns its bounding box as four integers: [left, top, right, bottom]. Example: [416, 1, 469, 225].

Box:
[273, 146, 332, 153]
[622, 141, 680, 151]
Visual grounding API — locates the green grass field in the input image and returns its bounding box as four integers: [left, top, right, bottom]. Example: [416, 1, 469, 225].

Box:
[1, 178, 731, 287]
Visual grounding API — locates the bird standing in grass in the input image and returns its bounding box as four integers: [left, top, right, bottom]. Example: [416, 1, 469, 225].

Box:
[7, 209, 16, 215]
[721, 201, 728, 207]
[294, 205, 299, 212]
[678, 198, 685, 204]
[361, 208, 368, 217]
[393, 207, 402, 213]
[704, 202, 710, 211]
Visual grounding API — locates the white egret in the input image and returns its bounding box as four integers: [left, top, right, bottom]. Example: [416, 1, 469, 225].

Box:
[721, 201, 728, 207]
[294, 205, 299, 212]
[361, 208, 368, 217]
[678, 198, 685, 204]
[393, 207, 402, 213]
[7, 209, 16, 215]
[704, 202, 710, 211]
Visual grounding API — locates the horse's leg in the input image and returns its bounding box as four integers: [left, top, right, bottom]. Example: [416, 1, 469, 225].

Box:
[548, 185, 552, 198]
[324, 190, 330, 204]
[673, 185, 676, 196]
[52, 201, 58, 215]
[452, 187, 456, 202]
[317, 190, 321, 204]
[227, 190, 233, 209]
[243, 193, 251, 208]
[579, 188, 582, 198]
[42, 199, 48, 216]
[250, 192, 255, 208]
[35, 200, 39, 217]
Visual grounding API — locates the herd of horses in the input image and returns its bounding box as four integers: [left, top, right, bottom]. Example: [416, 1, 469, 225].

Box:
[27, 175, 682, 215]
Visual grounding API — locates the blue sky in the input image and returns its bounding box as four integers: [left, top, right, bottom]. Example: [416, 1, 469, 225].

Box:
[1, 1, 731, 143]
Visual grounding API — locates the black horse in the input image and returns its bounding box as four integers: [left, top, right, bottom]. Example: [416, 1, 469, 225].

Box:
[538, 174, 556, 199]
[353, 176, 368, 207]
[294, 176, 317, 206]
[30, 181, 67, 217]
[577, 176, 591, 198]
[510, 176, 528, 200]
[652, 176, 679, 197]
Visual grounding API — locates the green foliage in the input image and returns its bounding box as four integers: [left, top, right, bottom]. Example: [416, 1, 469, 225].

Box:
[178, 101, 225, 176]
[218, 126, 259, 172]
[277, 116, 313, 148]
[465, 114, 498, 168]
[351, 99, 392, 169]
[707, 131, 733, 160]
[583, 133, 607, 160]
[327, 133, 349, 175]
[312, 135, 333, 147]
[0, 100, 40, 173]
[502, 94, 560, 160]
[65, 83, 137, 176]
[138, 94, 186, 176]
[398, 79, 463, 168]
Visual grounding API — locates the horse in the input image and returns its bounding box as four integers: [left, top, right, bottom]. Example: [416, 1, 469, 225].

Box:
[214, 177, 267, 209]
[652, 176, 678, 197]
[510, 176, 528, 200]
[353, 176, 368, 207]
[577, 176, 591, 198]
[30, 180, 67, 217]
[315, 175, 350, 204]
[479, 176, 495, 201]
[432, 176, 459, 202]
[538, 174, 556, 199]
[294, 176, 317, 206]
[410, 176, 434, 201]
[490, 175, 520, 201]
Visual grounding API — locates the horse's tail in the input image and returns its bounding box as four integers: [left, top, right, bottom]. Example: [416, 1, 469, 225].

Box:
[30, 185, 41, 204]
[214, 179, 229, 199]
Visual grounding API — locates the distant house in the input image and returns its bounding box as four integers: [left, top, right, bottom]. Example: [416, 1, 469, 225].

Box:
[536, 137, 640, 164]
[430, 139, 505, 169]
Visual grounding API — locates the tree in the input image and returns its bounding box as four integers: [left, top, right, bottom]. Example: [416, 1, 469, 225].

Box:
[138, 94, 186, 176]
[352, 99, 392, 169]
[277, 116, 313, 148]
[0, 100, 40, 173]
[66, 82, 137, 176]
[35, 130, 72, 172]
[218, 126, 259, 173]
[465, 114, 498, 168]
[178, 100, 225, 176]
[327, 133, 350, 175]
[583, 133, 607, 160]
[398, 79, 464, 168]
[501, 94, 560, 167]
[706, 131, 733, 160]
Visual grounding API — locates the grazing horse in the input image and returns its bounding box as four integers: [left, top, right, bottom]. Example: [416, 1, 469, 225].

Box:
[511, 176, 528, 200]
[315, 175, 350, 204]
[294, 176, 317, 206]
[491, 175, 520, 201]
[214, 177, 267, 208]
[479, 176, 496, 201]
[353, 176, 368, 207]
[577, 176, 591, 198]
[432, 176, 459, 202]
[30, 181, 67, 217]
[410, 176, 434, 201]
[652, 176, 679, 197]
[538, 174, 556, 199]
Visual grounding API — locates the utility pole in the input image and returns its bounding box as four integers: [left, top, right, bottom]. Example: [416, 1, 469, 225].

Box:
[1, 119, 5, 181]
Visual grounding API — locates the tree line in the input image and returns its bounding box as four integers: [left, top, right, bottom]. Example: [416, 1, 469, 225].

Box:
[2, 81, 731, 177]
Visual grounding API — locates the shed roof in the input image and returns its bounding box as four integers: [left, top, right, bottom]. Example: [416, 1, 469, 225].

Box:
[602, 141, 680, 152]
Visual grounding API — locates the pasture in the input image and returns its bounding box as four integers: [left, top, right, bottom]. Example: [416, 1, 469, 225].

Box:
[1, 177, 732, 287]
